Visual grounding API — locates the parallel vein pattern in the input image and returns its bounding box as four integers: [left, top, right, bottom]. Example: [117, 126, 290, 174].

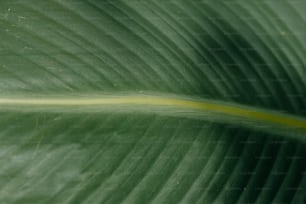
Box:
[0, 0, 305, 204]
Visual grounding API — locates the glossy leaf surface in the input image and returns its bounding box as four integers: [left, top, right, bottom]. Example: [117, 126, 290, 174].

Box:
[0, 1, 306, 203]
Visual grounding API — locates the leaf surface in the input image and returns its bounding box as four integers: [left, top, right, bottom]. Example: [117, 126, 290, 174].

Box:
[0, 0, 306, 203]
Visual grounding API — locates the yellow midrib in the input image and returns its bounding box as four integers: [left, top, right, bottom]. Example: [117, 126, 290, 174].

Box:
[0, 95, 306, 130]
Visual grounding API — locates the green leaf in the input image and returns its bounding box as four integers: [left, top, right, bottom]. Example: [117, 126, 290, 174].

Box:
[0, 0, 306, 203]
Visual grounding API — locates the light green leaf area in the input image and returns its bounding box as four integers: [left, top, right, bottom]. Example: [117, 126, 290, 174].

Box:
[0, 0, 306, 203]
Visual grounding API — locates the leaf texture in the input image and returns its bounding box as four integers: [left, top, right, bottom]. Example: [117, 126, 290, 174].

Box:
[0, 0, 306, 203]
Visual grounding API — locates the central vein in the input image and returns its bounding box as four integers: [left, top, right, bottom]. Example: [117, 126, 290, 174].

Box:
[0, 95, 306, 131]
